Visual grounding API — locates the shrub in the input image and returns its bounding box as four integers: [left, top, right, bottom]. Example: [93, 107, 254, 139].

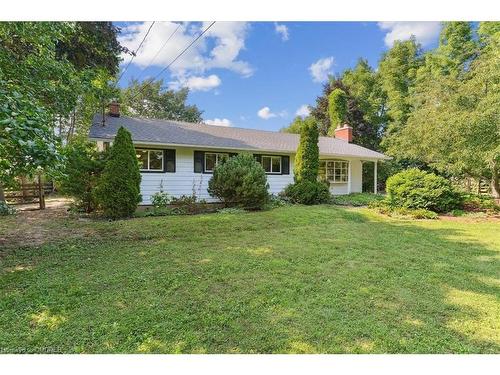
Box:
[282, 180, 331, 205]
[0, 201, 16, 216]
[58, 140, 106, 213]
[264, 194, 291, 210]
[95, 127, 141, 219]
[462, 193, 500, 212]
[150, 180, 170, 209]
[386, 168, 462, 213]
[151, 191, 170, 209]
[294, 117, 320, 183]
[208, 153, 269, 209]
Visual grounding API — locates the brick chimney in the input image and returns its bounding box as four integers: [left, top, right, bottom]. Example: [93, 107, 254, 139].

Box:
[108, 101, 120, 117]
[334, 124, 353, 142]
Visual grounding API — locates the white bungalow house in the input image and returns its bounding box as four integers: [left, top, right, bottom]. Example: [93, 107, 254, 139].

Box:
[89, 104, 389, 205]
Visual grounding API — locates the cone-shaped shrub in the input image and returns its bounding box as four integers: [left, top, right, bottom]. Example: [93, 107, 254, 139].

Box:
[96, 127, 141, 218]
[294, 117, 319, 183]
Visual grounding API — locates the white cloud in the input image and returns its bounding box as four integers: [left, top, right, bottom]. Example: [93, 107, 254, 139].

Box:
[118, 21, 253, 90]
[295, 104, 310, 117]
[257, 107, 287, 119]
[274, 23, 289, 41]
[204, 118, 232, 127]
[257, 106, 277, 120]
[309, 57, 334, 83]
[378, 22, 441, 47]
[169, 74, 221, 92]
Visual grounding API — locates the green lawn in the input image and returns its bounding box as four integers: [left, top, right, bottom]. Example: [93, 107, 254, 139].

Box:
[0, 205, 499, 353]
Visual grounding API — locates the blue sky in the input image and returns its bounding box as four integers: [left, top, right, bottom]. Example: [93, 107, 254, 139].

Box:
[116, 22, 442, 131]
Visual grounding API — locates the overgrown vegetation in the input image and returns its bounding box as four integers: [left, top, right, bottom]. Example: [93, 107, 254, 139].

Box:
[95, 127, 141, 219]
[208, 153, 269, 210]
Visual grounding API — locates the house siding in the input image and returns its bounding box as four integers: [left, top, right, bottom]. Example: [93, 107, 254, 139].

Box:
[136, 146, 296, 205]
[97, 142, 364, 204]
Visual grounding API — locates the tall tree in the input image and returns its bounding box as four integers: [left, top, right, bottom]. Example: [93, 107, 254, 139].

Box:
[342, 59, 387, 139]
[378, 37, 422, 150]
[294, 117, 319, 183]
[121, 79, 203, 123]
[310, 78, 381, 150]
[389, 22, 500, 197]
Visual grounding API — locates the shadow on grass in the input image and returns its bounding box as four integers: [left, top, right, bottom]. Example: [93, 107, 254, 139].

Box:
[0, 205, 498, 353]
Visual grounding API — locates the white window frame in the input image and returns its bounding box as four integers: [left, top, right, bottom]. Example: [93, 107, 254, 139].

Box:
[136, 149, 164, 172]
[261, 155, 282, 174]
[204, 152, 229, 172]
[319, 160, 349, 183]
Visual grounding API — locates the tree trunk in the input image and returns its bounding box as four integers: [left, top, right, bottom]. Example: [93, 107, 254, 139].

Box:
[491, 168, 500, 199]
[0, 183, 5, 203]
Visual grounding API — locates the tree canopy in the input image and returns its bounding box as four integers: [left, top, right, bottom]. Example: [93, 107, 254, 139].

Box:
[121, 79, 204, 123]
[0, 22, 123, 193]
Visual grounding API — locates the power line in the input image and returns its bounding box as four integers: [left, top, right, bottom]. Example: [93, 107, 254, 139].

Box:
[128, 21, 216, 101]
[117, 21, 156, 84]
[134, 22, 181, 82]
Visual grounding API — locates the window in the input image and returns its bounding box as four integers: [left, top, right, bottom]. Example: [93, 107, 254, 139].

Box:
[136, 149, 164, 171]
[261, 156, 282, 174]
[319, 160, 349, 183]
[204, 152, 229, 172]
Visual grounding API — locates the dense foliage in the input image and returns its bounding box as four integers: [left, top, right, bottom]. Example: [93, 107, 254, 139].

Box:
[327, 88, 348, 132]
[95, 127, 141, 218]
[121, 79, 203, 123]
[385, 169, 462, 213]
[282, 180, 331, 205]
[208, 153, 269, 209]
[294, 117, 319, 183]
[0, 22, 124, 200]
[58, 140, 106, 213]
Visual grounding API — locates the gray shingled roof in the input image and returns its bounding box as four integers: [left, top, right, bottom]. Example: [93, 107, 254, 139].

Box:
[89, 114, 389, 160]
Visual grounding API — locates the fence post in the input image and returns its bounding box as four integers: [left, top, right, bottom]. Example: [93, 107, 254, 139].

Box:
[38, 174, 45, 210]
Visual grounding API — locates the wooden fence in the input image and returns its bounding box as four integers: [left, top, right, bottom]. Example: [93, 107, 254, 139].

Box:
[4, 176, 53, 209]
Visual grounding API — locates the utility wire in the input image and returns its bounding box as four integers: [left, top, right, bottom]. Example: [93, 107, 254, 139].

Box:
[117, 21, 156, 84]
[134, 22, 181, 82]
[128, 21, 216, 101]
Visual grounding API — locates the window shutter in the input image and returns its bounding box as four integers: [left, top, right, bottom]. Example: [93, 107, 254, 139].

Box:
[164, 149, 176, 173]
[253, 154, 262, 164]
[194, 151, 204, 173]
[281, 156, 290, 175]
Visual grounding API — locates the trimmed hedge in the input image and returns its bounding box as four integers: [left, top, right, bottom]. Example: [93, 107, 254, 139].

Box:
[386, 168, 462, 213]
[208, 153, 269, 209]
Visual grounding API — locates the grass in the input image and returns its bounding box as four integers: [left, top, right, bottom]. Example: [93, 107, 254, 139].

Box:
[331, 192, 385, 206]
[0, 204, 499, 353]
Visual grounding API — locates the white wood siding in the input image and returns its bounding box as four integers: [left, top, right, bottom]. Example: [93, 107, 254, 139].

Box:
[138, 146, 295, 204]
